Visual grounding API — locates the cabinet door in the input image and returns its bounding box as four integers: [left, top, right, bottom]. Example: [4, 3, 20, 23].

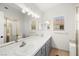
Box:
[45, 39, 51, 56]
[41, 45, 46, 56]
[35, 39, 52, 56]
[48, 39, 52, 50]
[48, 39, 51, 51]
[35, 49, 42, 56]
[45, 43, 49, 56]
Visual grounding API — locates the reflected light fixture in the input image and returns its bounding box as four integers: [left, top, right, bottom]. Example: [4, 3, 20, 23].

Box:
[45, 21, 49, 24]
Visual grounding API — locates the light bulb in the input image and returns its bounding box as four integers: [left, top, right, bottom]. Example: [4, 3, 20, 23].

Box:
[22, 9, 26, 14]
[45, 21, 49, 24]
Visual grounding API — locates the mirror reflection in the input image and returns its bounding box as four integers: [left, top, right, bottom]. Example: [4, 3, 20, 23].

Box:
[0, 3, 41, 45]
[4, 18, 21, 43]
[0, 3, 23, 45]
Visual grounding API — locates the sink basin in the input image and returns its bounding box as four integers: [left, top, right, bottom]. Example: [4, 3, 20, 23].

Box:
[12, 44, 34, 56]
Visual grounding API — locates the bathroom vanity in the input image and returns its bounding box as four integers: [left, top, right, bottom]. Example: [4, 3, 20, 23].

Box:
[0, 34, 52, 56]
[35, 38, 51, 56]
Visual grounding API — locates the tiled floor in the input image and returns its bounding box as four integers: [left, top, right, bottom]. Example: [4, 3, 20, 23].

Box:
[49, 48, 69, 56]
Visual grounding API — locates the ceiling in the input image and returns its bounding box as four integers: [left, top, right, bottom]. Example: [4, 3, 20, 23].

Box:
[34, 3, 61, 12]
[0, 3, 22, 13]
[0, 3, 75, 14]
[15, 3, 61, 13]
[0, 3, 64, 14]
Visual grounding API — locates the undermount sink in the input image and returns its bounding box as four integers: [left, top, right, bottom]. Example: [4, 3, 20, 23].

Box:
[13, 44, 34, 56]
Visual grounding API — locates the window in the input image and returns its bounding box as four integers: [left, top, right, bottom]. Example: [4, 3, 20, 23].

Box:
[46, 16, 64, 31]
[53, 16, 64, 31]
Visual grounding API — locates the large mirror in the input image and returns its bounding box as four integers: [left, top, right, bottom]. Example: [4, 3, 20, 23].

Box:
[0, 3, 41, 45]
[0, 3, 22, 45]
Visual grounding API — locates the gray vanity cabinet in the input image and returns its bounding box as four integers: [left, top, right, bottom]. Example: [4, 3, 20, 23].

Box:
[45, 39, 51, 56]
[45, 44, 49, 56]
[35, 45, 46, 56]
[35, 49, 42, 56]
[48, 38, 52, 50]
[35, 38, 52, 56]
[41, 44, 46, 56]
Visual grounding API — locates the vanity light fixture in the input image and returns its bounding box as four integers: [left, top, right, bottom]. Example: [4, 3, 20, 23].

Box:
[27, 10, 40, 19]
[22, 6, 40, 18]
[35, 14, 38, 18]
[37, 16, 40, 18]
[45, 21, 49, 24]
[22, 9, 26, 14]
[27, 10, 32, 15]
[15, 3, 40, 18]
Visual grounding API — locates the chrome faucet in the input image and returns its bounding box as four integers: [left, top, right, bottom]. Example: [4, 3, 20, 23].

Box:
[20, 41, 26, 47]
